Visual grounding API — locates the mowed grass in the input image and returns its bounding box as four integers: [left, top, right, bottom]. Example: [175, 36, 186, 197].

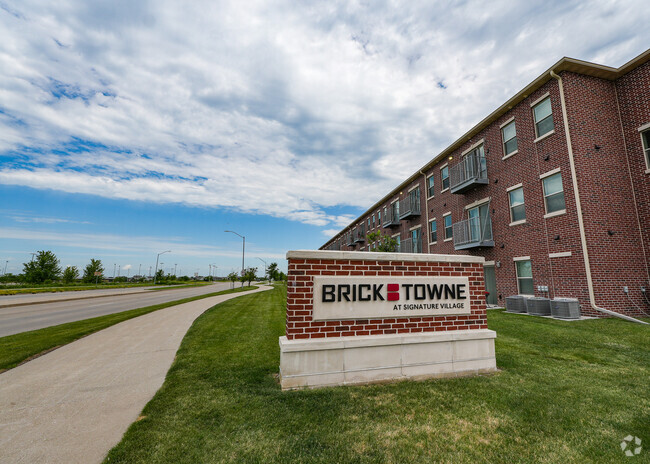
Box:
[0, 286, 256, 372]
[105, 285, 649, 463]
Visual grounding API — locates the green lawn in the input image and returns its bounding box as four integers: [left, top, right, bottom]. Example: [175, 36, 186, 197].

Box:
[0, 286, 256, 372]
[105, 285, 649, 463]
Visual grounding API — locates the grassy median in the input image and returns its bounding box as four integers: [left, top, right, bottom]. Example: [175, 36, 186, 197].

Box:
[0, 286, 256, 373]
[105, 285, 649, 463]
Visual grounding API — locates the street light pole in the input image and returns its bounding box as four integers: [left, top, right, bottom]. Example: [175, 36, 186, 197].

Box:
[3, 260, 8, 276]
[225, 230, 245, 287]
[154, 250, 171, 285]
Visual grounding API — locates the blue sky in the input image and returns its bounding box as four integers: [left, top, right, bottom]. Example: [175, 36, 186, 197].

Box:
[1, 0, 649, 276]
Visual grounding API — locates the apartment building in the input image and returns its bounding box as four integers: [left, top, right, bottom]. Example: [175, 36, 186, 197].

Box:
[321, 48, 650, 318]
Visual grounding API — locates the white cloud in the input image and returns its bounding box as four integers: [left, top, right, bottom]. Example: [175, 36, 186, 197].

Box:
[0, 0, 648, 229]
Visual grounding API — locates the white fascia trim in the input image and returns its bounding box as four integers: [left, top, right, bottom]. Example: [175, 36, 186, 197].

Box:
[461, 138, 485, 157]
[464, 197, 491, 210]
[286, 250, 486, 264]
[502, 150, 518, 160]
[513, 256, 531, 261]
[533, 129, 555, 143]
[544, 209, 566, 219]
[530, 91, 550, 107]
[637, 122, 650, 132]
[549, 251, 572, 258]
[506, 183, 523, 192]
[499, 116, 515, 129]
[539, 167, 561, 179]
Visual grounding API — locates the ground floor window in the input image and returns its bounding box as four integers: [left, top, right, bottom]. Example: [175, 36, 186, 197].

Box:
[515, 259, 534, 295]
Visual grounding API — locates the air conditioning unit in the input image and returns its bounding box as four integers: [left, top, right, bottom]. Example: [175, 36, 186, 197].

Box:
[527, 297, 552, 316]
[551, 298, 580, 320]
[505, 295, 527, 313]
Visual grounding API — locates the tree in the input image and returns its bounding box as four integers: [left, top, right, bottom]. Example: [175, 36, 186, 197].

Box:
[23, 250, 61, 283]
[241, 267, 257, 287]
[154, 269, 165, 283]
[227, 271, 239, 289]
[267, 262, 280, 281]
[62, 266, 79, 284]
[366, 231, 398, 252]
[82, 258, 104, 283]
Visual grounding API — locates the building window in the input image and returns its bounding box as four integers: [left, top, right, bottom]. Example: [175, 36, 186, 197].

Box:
[427, 175, 435, 198]
[367, 218, 371, 229]
[378, 210, 381, 225]
[508, 187, 526, 222]
[515, 259, 534, 295]
[542, 172, 565, 214]
[501, 120, 518, 156]
[391, 200, 399, 219]
[372, 214, 376, 228]
[429, 219, 437, 243]
[393, 234, 401, 251]
[441, 165, 449, 191]
[444, 214, 452, 240]
[533, 97, 554, 138]
[642, 128, 650, 169]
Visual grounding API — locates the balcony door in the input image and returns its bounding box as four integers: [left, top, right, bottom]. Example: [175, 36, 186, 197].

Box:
[410, 228, 421, 253]
[467, 203, 491, 242]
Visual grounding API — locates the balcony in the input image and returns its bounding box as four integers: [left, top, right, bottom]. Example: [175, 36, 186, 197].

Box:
[346, 234, 355, 246]
[399, 237, 422, 254]
[382, 208, 400, 228]
[354, 227, 366, 243]
[398, 195, 421, 220]
[450, 151, 488, 194]
[452, 214, 494, 250]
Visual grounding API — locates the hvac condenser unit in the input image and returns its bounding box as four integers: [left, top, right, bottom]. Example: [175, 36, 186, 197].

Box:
[505, 295, 527, 313]
[551, 298, 581, 320]
[527, 297, 552, 316]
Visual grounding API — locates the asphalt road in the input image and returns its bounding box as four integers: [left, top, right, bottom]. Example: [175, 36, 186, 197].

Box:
[0, 282, 240, 337]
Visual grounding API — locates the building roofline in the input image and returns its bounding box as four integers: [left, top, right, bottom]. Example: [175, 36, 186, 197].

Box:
[322, 48, 650, 248]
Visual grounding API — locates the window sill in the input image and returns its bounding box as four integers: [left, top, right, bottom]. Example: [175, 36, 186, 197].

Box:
[509, 219, 527, 226]
[544, 209, 566, 219]
[427, 195, 435, 201]
[444, 238, 453, 242]
[502, 150, 518, 160]
[440, 188, 449, 194]
[534, 129, 555, 143]
[645, 168, 650, 174]
[429, 242, 437, 246]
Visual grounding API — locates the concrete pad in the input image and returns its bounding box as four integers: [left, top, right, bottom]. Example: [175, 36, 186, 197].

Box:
[0, 285, 271, 464]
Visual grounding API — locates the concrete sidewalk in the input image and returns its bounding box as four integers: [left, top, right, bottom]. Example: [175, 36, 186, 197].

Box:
[0, 285, 271, 464]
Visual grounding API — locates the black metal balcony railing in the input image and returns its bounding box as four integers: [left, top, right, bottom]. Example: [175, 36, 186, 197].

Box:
[399, 237, 422, 254]
[346, 233, 355, 246]
[398, 194, 421, 220]
[450, 151, 488, 194]
[382, 208, 400, 228]
[452, 214, 494, 250]
[354, 227, 365, 243]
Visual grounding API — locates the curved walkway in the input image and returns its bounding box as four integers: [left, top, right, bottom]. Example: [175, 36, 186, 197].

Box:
[0, 285, 271, 464]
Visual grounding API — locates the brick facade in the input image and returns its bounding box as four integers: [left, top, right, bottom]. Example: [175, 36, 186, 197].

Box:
[286, 255, 488, 340]
[321, 50, 650, 319]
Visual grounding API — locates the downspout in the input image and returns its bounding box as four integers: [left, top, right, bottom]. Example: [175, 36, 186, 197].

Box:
[550, 70, 647, 324]
[419, 170, 431, 253]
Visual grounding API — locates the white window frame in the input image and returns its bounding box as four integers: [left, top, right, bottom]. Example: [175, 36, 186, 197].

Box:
[440, 163, 449, 193]
[532, 94, 555, 141]
[443, 212, 452, 241]
[500, 117, 518, 159]
[428, 218, 437, 244]
[506, 184, 526, 225]
[540, 169, 566, 218]
[426, 174, 435, 199]
[514, 257, 534, 296]
[638, 123, 650, 173]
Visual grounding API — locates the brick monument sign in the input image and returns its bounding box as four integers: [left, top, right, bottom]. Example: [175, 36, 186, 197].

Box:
[279, 250, 497, 390]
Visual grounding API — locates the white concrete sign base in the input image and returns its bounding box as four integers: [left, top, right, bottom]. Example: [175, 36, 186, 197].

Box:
[279, 329, 497, 390]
